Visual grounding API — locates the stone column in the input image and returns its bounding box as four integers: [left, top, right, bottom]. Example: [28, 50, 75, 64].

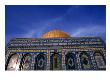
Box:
[76, 52, 82, 70]
[47, 50, 50, 70]
[62, 49, 65, 70]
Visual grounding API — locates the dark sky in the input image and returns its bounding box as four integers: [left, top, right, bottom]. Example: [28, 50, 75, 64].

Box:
[5, 5, 106, 43]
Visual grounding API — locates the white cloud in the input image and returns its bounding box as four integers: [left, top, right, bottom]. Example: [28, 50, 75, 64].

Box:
[21, 29, 36, 38]
[71, 25, 106, 37]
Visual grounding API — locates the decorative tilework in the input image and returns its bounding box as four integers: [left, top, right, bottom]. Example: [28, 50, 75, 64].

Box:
[5, 37, 106, 70]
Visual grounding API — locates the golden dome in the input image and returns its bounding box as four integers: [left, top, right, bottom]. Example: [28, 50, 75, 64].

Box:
[42, 30, 70, 38]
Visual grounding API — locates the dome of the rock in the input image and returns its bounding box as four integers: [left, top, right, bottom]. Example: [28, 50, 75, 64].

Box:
[42, 30, 70, 38]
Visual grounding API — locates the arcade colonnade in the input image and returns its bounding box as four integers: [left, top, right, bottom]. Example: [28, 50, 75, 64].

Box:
[5, 49, 106, 70]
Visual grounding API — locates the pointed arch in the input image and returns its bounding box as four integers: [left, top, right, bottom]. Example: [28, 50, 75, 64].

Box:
[19, 53, 31, 70]
[6, 53, 20, 70]
[94, 51, 106, 69]
[79, 52, 91, 70]
[65, 52, 75, 70]
[34, 53, 46, 70]
[50, 52, 61, 70]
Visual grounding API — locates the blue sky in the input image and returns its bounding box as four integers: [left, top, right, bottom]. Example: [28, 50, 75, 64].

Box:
[5, 5, 106, 43]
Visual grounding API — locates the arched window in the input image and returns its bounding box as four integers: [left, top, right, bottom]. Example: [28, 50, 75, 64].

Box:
[34, 53, 46, 70]
[94, 52, 105, 69]
[6, 53, 20, 71]
[65, 52, 75, 70]
[80, 52, 91, 70]
[50, 52, 61, 70]
[20, 54, 31, 70]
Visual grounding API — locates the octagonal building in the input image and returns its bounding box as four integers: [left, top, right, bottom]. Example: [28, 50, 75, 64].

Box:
[5, 30, 106, 70]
